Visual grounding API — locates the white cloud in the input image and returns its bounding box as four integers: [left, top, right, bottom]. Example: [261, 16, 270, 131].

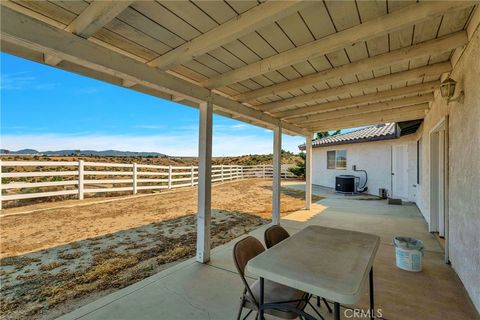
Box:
[0, 72, 58, 91]
[132, 125, 167, 130]
[0, 132, 304, 156]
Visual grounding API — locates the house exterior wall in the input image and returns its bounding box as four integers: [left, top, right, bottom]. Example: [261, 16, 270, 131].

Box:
[309, 31, 479, 311]
[311, 134, 417, 201]
[415, 31, 480, 311]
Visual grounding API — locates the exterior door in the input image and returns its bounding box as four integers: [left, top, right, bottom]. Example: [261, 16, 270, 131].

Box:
[392, 144, 408, 199]
[430, 117, 449, 263]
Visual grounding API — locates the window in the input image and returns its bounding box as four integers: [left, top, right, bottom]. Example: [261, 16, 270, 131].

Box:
[327, 151, 336, 169]
[327, 150, 347, 170]
[336, 150, 347, 169]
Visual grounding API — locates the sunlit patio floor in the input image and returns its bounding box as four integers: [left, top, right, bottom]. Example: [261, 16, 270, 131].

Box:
[59, 184, 478, 320]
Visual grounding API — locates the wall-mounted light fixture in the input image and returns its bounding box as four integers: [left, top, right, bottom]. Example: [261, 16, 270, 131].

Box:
[440, 77, 464, 103]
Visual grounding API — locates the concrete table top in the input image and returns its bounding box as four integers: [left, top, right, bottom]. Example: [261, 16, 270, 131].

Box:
[246, 225, 380, 304]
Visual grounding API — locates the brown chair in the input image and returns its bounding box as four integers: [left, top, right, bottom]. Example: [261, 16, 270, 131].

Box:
[233, 236, 312, 320]
[264, 225, 333, 315]
[264, 224, 290, 249]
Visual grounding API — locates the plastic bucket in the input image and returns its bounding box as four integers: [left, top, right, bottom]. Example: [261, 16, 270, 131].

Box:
[393, 237, 424, 272]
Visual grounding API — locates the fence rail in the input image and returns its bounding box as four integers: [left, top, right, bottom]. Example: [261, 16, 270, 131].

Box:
[0, 160, 297, 208]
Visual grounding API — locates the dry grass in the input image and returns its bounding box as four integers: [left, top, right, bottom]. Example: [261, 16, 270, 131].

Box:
[0, 180, 320, 320]
[38, 262, 63, 272]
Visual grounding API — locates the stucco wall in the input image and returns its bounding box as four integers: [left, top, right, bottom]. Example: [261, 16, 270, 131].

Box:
[416, 31, 480, 311]
[311, 134, 417, 201]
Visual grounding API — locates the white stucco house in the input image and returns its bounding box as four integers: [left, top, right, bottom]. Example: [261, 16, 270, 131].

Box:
[299, 121, 422, 203]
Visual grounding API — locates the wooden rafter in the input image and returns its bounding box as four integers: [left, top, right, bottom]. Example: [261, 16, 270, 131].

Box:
[0, 6, 308, 136]
[307, 104, 430, 132]
[65, 0, 134, 38]
[34, 1, 134, 74]
[296, 94, 433, 125]
[43, 54, 62, 66]
[258, 62, 451, 112]
[233, 32, 467, 103]
[147, 1, 310, 70]
[276, 81, 438, 120]
[202, 1, 473, 89]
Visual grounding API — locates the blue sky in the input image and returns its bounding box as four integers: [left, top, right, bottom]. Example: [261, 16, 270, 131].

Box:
[0, 53, 309, 156]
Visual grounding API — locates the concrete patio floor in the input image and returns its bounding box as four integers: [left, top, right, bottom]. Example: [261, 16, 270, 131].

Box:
[59, 184, 477, 320]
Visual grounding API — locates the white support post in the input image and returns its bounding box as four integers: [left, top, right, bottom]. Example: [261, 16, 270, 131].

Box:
[132, 162, 137, 194]
[78, 160, 84, 200]
[196, 96, 213, 263]
[191, 165, 195, 186]
[272, 126, 282, 225]
[305, 134, 313, 210]
[168, 165, 172, 189]
[221, 164, 224, 182]
[262, 165, 266, 178]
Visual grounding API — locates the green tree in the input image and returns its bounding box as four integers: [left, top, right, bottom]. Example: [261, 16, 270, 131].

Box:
[315, 130, 340, 140]
[288, 152, 306, 177]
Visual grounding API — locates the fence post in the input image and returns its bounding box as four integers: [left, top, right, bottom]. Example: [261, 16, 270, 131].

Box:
[221, 165, 224, 182]
[0, 159, 3, 210]
[241, 166, 244, 179]
[191, 165, 195, 186]
[168, 165, 172, 189]
[262, 165, 265, 178]
[132, 162, 137, 194]
[78, 160, 84, 200]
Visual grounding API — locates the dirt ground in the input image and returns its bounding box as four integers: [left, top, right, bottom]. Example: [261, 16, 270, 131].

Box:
[0, 179, 321, 320]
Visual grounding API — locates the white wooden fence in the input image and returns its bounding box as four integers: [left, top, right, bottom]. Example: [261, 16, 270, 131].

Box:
[0, 160, 297, 208]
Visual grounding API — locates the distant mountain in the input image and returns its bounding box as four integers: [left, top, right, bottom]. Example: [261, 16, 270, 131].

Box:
[0, 149, 167, 157]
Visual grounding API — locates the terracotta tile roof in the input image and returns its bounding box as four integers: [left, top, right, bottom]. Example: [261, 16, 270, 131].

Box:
[299, 123, 398, 150]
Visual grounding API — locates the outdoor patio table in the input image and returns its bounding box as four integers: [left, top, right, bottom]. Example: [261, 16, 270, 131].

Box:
[246, 225, 380, 320]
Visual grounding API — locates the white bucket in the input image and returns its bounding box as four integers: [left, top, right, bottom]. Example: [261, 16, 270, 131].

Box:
[393, 237, 424, 272]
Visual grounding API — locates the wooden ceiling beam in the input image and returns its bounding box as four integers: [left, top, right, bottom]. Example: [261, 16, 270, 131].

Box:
[65, 0, 134, 38]
[43, 54, 62, 66]
[276, 81, 438, 120]
[259, 62, 450, 112]
[147, 1, 310, 70]
[202, 1, 474, 89]
[35, 1, 134, 73]
[295, 94, 433, 125]
[122, 79, 137, 88]
[0, 7, 307, 136]
[306, 104, 429, 132]
[234, 32, 466, 103]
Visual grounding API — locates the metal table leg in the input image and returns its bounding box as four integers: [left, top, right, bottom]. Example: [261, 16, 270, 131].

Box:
[334, 302, 340, 320]
[370, 267, 375, 320]
[259, 277, 264, 320]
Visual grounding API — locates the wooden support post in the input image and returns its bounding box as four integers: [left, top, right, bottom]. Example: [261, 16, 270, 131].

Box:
[78, 160, 84, 200]
[272, 126, 282, 225]
[196, 96, 213, 263]
[191, 165, 195, 187]
[305, 134, 313, 210]
[168, 165, 172, 189]
[132, 162, 137, 194]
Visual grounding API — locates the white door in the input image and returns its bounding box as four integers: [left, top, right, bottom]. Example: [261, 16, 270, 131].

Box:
[438, 130, 446, 237]
[392, 145, 408, 199]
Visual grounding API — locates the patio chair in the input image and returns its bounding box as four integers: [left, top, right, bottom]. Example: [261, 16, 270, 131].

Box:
[264, 225, 333, 315]
[234, 236, 318, 320]
[264, 224, 291, 249]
